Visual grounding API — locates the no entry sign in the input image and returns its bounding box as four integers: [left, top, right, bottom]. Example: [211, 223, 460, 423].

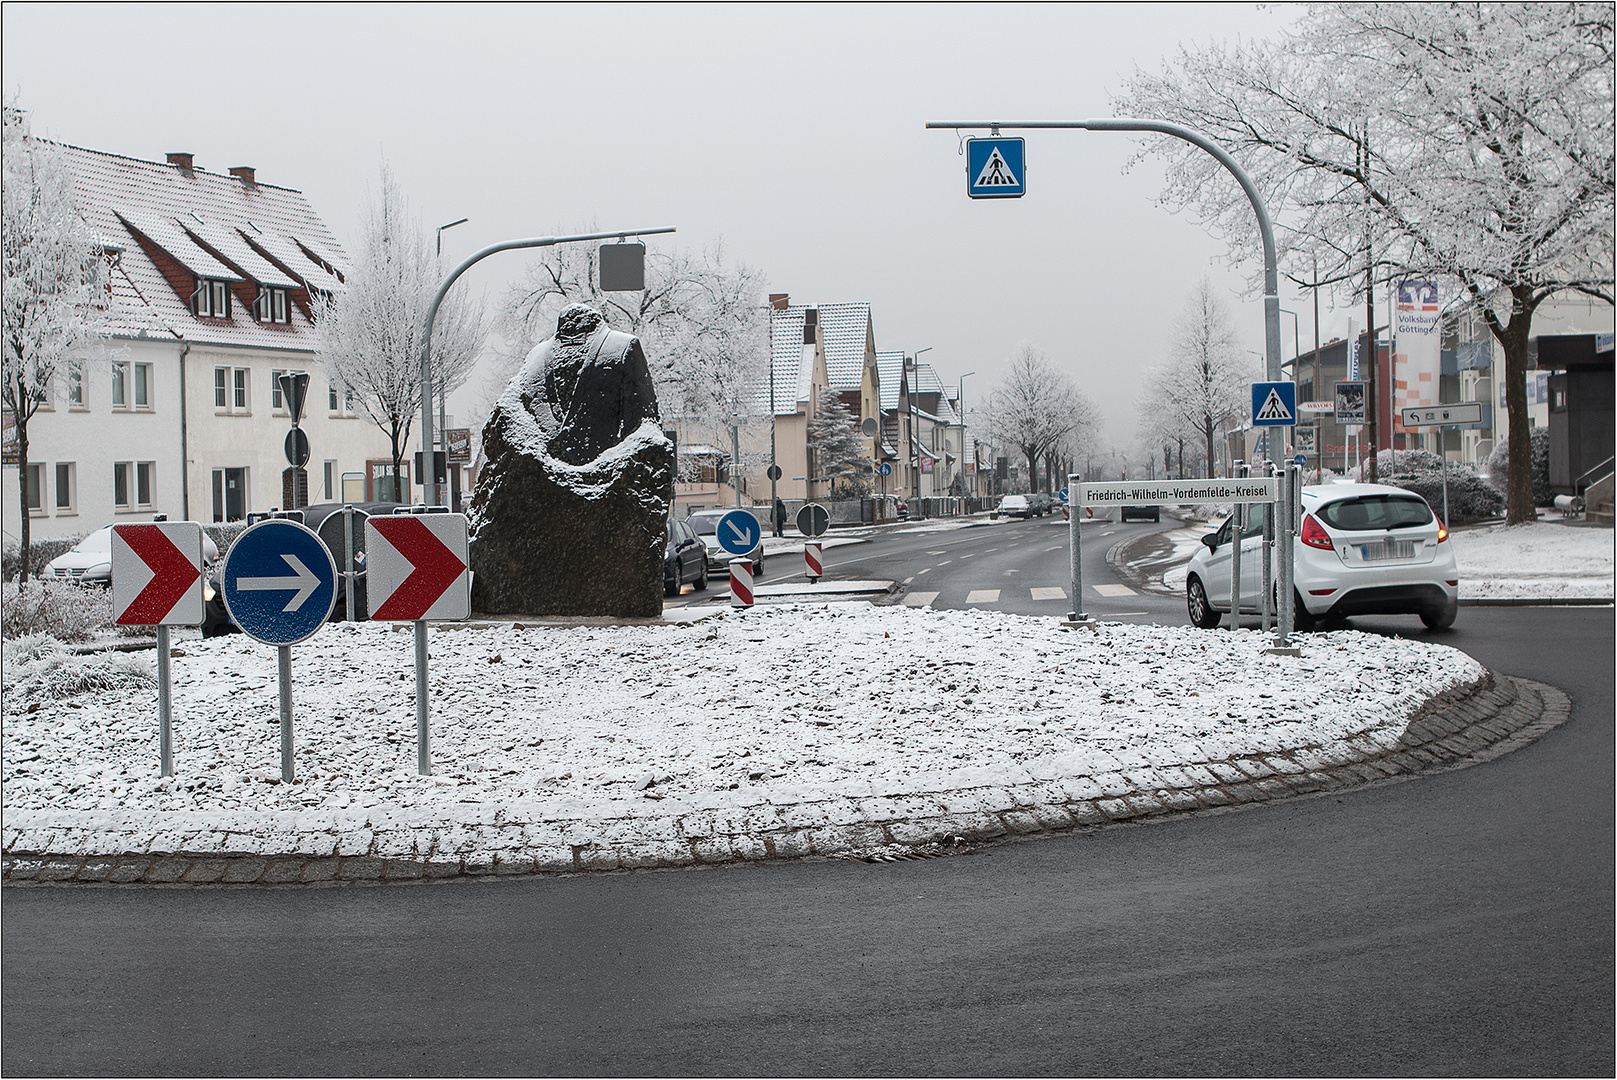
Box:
[364, 513, 471, 621]
[112, 522, 204, 626]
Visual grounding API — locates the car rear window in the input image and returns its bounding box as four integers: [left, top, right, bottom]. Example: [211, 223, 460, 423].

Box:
[1317, 494, 1433, 531]
[688, 517, 718, 535]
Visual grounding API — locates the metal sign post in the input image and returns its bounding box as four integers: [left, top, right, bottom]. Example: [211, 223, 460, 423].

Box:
[112, 521, 205, 777]
[1066, 473, 1088, 623]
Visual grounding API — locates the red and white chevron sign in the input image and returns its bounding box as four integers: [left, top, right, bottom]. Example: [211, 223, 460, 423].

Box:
[364, 513, 470, 621]
[729, 558, 754, 608]
[112, 522, 204, 626]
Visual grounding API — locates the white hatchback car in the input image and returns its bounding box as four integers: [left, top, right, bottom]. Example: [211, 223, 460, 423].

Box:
[1185, 483, 1458, 632]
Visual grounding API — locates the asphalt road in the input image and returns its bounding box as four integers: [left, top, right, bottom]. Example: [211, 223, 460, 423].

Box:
[4, 517, 1611, 1076]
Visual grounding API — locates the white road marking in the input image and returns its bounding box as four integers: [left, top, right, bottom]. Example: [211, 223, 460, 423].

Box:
[904, 592, 939, 607]
[965, 590, 1000, 603]
[1093, 583, 1136, 596]
[1029, 587, 1067, 601]
[902, 576, 914, 585]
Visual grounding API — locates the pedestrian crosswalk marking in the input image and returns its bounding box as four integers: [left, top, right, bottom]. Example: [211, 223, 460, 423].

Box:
[1255, 388, 1294, 422]
[1092, 583, 1136, 596]
[904, 592, 939, 607]
[973, 147, 1020, 189]
[965, 590, 1000, 603]
[1030, 587, 1067, 601]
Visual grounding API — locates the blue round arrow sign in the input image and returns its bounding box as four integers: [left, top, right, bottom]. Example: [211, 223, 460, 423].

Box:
[222, 519, 338, 646]
[716, 509, 762, 556]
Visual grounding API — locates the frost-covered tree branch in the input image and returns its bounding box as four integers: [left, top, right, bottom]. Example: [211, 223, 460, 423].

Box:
[985, 347, 1101, 494]
[1136, 279, 1257, 478]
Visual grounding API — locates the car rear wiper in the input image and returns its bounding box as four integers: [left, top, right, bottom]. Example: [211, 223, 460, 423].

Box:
[1385, 520, 1430, 530]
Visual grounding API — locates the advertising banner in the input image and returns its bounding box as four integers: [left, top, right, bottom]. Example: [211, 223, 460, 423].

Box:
[1345, 317, 1361, 381]
[1394, 280, 1442, 418]
[1335, 381, 1368, 425]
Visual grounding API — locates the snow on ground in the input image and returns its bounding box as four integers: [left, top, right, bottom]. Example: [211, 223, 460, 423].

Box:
[4, 604, 1483, 840]
[1447, 522, 1613, 600]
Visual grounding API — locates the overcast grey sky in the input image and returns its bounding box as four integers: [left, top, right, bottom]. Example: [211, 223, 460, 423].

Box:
[5, 1, 1350, 453]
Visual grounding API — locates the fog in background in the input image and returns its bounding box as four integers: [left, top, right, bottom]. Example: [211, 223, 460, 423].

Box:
[4, 2, 1350, 453]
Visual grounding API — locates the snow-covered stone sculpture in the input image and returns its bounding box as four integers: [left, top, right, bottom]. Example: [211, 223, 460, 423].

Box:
[469, 304, 673, 616]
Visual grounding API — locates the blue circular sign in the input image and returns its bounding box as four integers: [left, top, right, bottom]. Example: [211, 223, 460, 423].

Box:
[222, 520, 338, 646]
[715, 509, 762, 556]
[877, 462, 892, 477]
[1058, 488, 1069, 503]
[1294, 453, 1307, 467]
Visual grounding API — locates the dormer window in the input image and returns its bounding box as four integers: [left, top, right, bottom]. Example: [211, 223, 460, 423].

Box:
[254, 286, 290, 324]
[193, 278, 230, 318]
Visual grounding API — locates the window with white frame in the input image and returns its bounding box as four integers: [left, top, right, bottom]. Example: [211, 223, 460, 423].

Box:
[134, 362, 150, 408]
[193, 278, 231, 318]
[113, 462, 155, 510]
[112, 362, 127, 408]
[54, 462, 76, 514]
[323, 460, 337, 501]
[216, 367, 250, 412]
[113, 462, 130, 509]
[328, 380, 356, 416]
[271, 369, 307, 413]
[215, 366, 228, 408]
[24, 463, 45, 514]
[111, 362, 152, 410]
[67, 362, 84, 408]
[253, 286, 290, 324]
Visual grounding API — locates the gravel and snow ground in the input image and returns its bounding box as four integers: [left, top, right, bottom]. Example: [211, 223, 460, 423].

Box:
[5, 604, 1484, 861]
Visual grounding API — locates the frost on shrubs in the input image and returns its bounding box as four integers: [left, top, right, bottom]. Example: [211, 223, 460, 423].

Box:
[1358, 449, 1504, 523]
[1486, 428, 1553, 508]
[0, 580, 111, 642]
[1, 634, 153, 700]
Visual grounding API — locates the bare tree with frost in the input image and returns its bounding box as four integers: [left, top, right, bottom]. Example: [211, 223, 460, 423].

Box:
[3, 104, 114, 581]
[1138, 280, 1256, 478]
[316, 165, 486, 499]
[1116, 2, 1614, 522]
[984, 347, 1100, 494]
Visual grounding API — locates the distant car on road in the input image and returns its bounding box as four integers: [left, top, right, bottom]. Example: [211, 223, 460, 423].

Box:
[687, 508, 764, 576]
[44, 524, 220, 587]
[1184, 482, 1457, 632]
[1119, 504, 1161, 522]
[994, 494, 1034, 519]
[665, 518, 708, 596]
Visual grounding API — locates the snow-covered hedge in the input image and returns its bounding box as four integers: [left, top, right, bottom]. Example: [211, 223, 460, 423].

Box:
[1356, 449, 1504, 522]
[1, 634, 154, 699]
[1486, 428, 1553, 507]
[1, 580, 112, 642]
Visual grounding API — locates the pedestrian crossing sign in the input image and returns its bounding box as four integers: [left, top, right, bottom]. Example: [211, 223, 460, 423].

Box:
[966, 138, 1025, 199]
[1251, 381, 1297, 427]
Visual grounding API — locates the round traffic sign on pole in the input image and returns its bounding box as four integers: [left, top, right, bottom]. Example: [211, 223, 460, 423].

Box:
[285, 428, 311, 468]
[716, 509, 762, 556]
[221, 519, 338, 646]
[766, 464, 783, 482]
[796, 502, 829, 538]
[877, 462, 892, 477]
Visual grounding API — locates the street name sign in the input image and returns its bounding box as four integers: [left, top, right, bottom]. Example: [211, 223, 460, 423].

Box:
[1299, 401, 1335, 414]
[1075, 478, 1278, 507]
[112, 522, 204, 625]
[1400, 402, 1484, 429]
[365, 513, 470, 621]
[796, 503, 830, 539]
[717, 509, 762, 555]
[221, 519, 338, 646]
[1251, 381, 1297, 426]
[966, 137, 1025, 198]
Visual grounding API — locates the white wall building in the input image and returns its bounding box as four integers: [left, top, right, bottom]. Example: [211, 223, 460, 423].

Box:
[5, 142, 398, 544]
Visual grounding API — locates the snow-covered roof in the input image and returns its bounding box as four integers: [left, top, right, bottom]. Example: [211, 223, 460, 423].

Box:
[876, 350, 904, 412]
[818, 302, 871, 393]
[53, 139, 348, 351]
[764, 307, 812, 416]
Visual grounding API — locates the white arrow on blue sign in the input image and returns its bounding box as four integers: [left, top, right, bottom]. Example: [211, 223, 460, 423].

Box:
[716, 509, 762, 556]
[222, 519, 338, 646]
[1251, 381, 1298, 427]
[967, 138, 1025, 199]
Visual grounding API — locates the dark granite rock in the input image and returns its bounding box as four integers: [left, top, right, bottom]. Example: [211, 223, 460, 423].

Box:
[469, 305, 673, 617]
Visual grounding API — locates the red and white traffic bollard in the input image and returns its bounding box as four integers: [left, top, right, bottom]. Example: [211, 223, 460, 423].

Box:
[804, 542, 822, 583]
[729, 557, 753, 608]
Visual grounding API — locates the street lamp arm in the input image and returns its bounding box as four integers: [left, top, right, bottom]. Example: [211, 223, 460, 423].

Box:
[924, 119, 1281, 384]
[416, 226, 677, 505]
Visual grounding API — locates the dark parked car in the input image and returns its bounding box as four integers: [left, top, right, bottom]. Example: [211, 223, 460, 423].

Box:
[1119, 505, 1160, 522]
[203, 502, 404, 636]
[665, 518, 709, 596]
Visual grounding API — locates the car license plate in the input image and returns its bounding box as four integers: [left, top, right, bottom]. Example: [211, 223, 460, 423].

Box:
[1361, 540, 1415, 561]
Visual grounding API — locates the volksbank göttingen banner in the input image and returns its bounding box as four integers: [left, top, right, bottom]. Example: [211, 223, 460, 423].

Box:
[1075, 479, 1278, 507]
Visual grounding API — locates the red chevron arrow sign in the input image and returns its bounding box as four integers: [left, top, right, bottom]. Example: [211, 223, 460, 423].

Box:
[112, 522, 204, 625]
[364, 513, 470, 621]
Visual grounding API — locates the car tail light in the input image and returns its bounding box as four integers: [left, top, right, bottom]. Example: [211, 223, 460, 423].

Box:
[1300, 513, 1334, 550]
[1435, 517, 1448, 542]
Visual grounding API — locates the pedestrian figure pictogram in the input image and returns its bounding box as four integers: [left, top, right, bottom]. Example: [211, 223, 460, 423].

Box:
[974, 148, 1019, 188]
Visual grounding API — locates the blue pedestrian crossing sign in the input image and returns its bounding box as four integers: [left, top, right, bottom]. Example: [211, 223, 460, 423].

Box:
[967, 138, 1025, 199]
[1251, 381, 1298, 427]
[716, 509, 762, 556]
[221, 519, 338, 646]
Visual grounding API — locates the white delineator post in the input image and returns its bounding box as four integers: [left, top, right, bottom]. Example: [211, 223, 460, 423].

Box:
[804, 543, 822, 583]
[729, 558, 754, 608]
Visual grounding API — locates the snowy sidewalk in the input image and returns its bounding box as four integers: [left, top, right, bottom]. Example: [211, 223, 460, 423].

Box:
[1, 604, 1569, 883]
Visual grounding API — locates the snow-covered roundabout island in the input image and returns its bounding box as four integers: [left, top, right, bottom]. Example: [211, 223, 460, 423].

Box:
[4, 604, 1492, 874]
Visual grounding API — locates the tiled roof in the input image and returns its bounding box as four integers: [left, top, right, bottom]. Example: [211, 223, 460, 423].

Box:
[876, 351, 905, 412]
[818, 302, 871, 392]
[55, 140, 348, 352]
[764, 308, 811, 415]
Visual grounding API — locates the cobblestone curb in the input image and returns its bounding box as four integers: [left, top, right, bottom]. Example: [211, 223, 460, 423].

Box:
[2, 673, 1568, 887]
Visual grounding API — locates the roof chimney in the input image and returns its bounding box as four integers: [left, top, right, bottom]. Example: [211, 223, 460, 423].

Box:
[229, 166, 256, 186]
[769, 293, 790, 310]
[166, 152, 194, 175]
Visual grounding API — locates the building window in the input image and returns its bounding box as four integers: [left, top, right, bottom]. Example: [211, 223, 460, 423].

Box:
[55, 462, 76, 514]
[111, 362, 151, 410]
[24, 463, 45, 514]
[112, 362, 126, 407]
[194, 278, 231, 318]
[233, 368, 248, 410]
[134, 363, 150, 408]
[113, 462, 130, 509]
[137, 462, 154, 507]
[271, 369, 307, 413]
[115, 462, 155, 510]
[253, 286, 290, 324]
[328, 381, 356, 416]
[214, 366, 250, 413]
[68, 362, 84, 408]
[215, 367, 228, 408]
[323, 460, 337, 501]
